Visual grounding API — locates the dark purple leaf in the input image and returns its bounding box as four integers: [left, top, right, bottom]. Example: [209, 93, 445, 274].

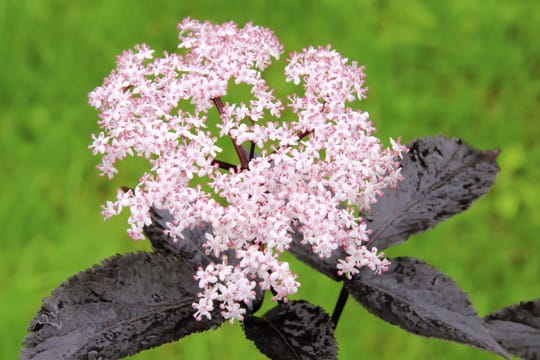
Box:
[345, 257, 509, 359]
[243, 300, 337, 360]
[365, 135, 499, 250]
[484, 298, 540, 359]
[21, 252, 224, 360]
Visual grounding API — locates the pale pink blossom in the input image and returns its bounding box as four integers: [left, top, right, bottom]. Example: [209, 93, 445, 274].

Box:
[89, 18, 405, 323]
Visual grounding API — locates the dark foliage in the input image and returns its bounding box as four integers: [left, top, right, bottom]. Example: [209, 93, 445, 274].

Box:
[243, 300, 337, 360]
[364, 135, 499, 250]
[345, 257, 509, 359]
[484, 299, 540, 359]
[21, 252, 224, 360]
[21, 136, 539, 359]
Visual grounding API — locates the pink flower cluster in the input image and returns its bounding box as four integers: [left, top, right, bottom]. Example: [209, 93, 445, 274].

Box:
[89, 18, 406, 322]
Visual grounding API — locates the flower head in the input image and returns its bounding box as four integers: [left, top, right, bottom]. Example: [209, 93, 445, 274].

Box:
[89, 18, 405, 322]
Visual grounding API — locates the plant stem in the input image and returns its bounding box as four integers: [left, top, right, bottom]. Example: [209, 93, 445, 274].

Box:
[331, 286, 349, 327]
[211, 159, 237, 171]
[212, 97, 249, 169]
[296, 129, 313, 141]
[249, 141, 256, 161]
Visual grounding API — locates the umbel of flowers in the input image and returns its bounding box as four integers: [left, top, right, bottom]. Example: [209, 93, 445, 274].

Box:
[22, 17, 539, 360]
[88, 18, 405, 322]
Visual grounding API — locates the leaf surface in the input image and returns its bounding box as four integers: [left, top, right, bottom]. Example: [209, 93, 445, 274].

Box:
[21, 252, 223, 360]
[345, 257, 509, 359]
[365, 135, 499, 250]
[243, 300, 337, 360]
[484, 298, 540, 359]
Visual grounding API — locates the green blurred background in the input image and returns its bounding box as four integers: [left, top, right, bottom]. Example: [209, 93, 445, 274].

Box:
[1, 0, 539, 359]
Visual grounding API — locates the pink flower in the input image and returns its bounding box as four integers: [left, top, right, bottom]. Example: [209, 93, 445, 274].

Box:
[89, 18, 405, 323]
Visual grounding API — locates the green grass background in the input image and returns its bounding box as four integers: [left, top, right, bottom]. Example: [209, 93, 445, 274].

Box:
[1, 0, 539, 359]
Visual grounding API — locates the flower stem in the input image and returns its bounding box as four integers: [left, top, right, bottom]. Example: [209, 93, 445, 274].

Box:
[249, 141, 256, 161]
[211, 159, 237, 171]
[331, 285, 349, 327]
[296, 129, 313, 141]
[212, 97, 249, 169]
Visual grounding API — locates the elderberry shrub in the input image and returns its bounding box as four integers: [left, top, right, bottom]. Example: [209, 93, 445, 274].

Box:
[21, 19, 539, 360]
